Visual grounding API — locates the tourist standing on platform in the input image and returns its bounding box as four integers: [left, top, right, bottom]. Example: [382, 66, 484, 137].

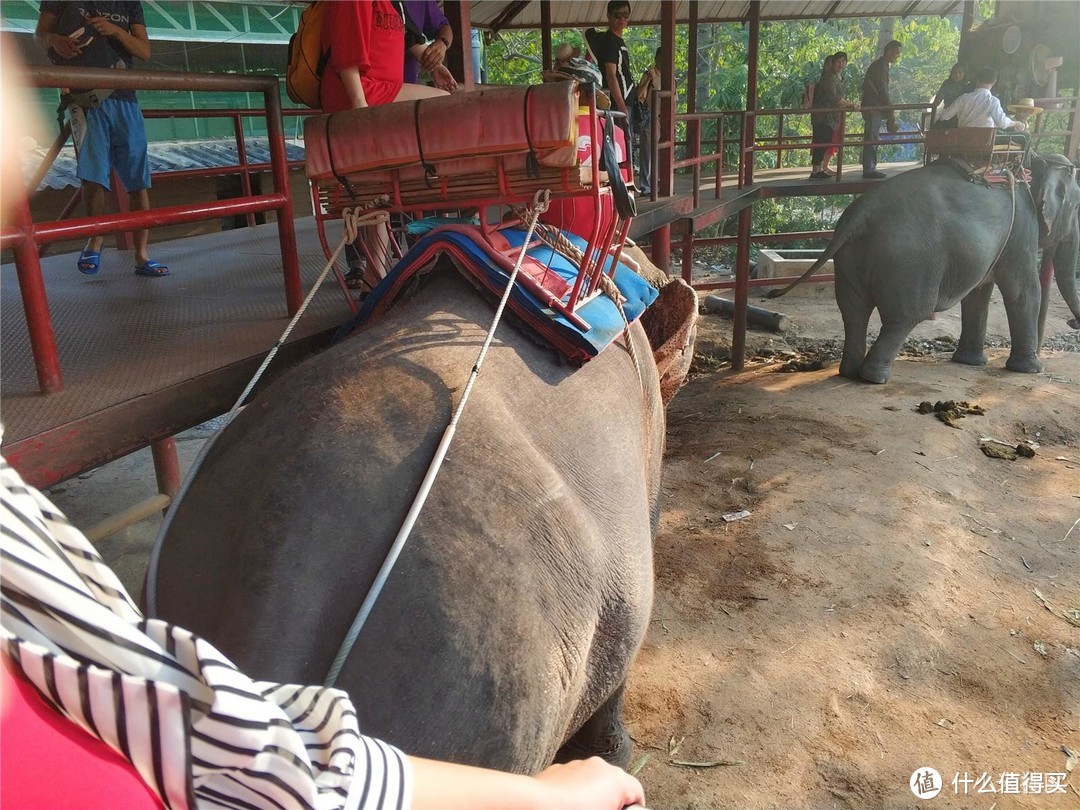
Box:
[36, 1, 170, 277]
[932, 62, 968, 112]
[809, 51, 855, 179]
[634, 47, 661, 195]
[587, 2, 635, 146]
[860, 39, 902, 179]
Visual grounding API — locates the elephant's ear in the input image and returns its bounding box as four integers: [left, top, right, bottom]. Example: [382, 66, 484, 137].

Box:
[1038, 155, 1079, 239]
[639, 278, 699, 405]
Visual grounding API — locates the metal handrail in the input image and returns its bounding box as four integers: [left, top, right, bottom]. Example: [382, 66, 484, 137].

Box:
[5, 66, 303, 395]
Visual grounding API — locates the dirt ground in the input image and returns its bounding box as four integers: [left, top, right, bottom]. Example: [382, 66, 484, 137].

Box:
[47, 282, 1079, 810]
[624, 284, 1080, 810]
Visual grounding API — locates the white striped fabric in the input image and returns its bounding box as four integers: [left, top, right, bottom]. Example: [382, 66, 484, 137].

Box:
[0, 446, 412, 810]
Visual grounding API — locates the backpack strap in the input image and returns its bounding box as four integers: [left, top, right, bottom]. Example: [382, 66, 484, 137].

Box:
[601, 111, 636, 219]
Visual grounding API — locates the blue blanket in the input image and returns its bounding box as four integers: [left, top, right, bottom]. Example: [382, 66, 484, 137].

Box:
[339, 225, 658, 363]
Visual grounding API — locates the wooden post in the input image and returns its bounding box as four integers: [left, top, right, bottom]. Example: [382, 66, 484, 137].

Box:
[680, 220, 694, 284]
[743, 2, 760, 186]
[540, 0, 552, 71]
[687, 1, 698, 115]
[659, 0, 676, 197]
[731, 206, 752, 371]
[960, 0, 975, 36]
[442, 1, 475, 90]
[653, 223, 671, 274]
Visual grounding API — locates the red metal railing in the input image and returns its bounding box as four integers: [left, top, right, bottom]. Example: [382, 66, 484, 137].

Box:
[740, 102, 934, 185]
[3, 66, 303, 394]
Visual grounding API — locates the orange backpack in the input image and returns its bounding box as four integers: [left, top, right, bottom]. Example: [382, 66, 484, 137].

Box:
[285, 2, 330, 108]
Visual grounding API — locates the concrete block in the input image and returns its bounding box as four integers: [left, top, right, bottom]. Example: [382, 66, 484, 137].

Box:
[757, 249, 834, 298]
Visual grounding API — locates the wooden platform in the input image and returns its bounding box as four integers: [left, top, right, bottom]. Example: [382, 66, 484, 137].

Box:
[632, 160, 921, 236]
[1, 220, 357, 488]
[2, 159, 922, 490]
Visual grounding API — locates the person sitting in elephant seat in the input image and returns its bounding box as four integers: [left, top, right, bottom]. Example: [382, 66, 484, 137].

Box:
[939, 66, 1028, 164]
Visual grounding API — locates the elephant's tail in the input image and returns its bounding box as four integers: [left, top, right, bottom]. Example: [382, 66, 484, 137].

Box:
[765, 206, 867, 299]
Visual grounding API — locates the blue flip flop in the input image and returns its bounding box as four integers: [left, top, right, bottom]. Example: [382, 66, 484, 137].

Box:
[77, 250, 101, 275]
[134, 260, 170, 277]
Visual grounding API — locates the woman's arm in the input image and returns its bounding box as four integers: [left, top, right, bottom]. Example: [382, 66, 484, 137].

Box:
[410, 756, 645, 810]
[339, 65, 368, 109]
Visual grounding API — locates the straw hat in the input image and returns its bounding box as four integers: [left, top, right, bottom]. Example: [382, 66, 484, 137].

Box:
[1007, 97, 1043, 115]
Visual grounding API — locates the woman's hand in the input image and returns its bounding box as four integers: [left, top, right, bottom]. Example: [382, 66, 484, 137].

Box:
[431, 64, 458, 92]
[533, 758, 646, 810]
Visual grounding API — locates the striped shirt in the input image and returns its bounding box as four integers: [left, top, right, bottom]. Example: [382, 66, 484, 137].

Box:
[0, 445, 412, 810]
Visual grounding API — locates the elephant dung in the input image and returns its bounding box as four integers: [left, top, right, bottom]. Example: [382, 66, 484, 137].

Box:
[916, 400, 987, 429]
[980, 442, 1019, 460]
[978, 438, 1038, 461]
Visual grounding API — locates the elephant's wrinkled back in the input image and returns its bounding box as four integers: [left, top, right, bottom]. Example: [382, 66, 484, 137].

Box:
[152, 265, 670, 771]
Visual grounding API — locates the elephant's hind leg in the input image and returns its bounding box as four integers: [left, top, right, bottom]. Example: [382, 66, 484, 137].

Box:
[554, 682, 632, 768]
[952, 283, 993, 367]
[860, 319, 916, 384]
[837, 281, 873, 379]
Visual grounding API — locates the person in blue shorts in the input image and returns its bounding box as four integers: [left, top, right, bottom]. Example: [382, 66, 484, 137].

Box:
[37, 1, 169, 277]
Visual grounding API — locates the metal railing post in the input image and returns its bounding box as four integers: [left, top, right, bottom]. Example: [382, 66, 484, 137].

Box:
[692, 120, 702, 208]
[731, 205, 752, 370]
[264, 83, 302, 315]
[11, 193, 63, 393]
[715, 114, 723, 198]
[776, 114, 783, 169]
[233, 114, 257, 229]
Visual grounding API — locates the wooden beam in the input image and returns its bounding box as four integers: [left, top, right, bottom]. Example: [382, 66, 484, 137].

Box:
[823, 1, 842, 21]
[900, 0, 921, 18]
[940, 1, 962, 17]
[488, 0, 530, 33]
[540, 0, 552, 70]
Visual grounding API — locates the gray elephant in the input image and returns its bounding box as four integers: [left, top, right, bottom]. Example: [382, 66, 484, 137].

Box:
[146, 256, 697, 774]
[769, 153, 1080, 383]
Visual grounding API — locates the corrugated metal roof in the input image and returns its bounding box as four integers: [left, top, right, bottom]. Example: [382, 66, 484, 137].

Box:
[469, 0, 967, 30]
[27, 138, 306, 191]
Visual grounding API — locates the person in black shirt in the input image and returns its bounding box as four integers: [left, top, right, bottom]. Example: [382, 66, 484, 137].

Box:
[859, 39, 902, 179]
[586, 2, 636, 187]
[933, 62, 968, 111]
[37, 2, 170, 277]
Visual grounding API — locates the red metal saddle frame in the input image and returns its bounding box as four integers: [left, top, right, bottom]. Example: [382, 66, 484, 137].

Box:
[306, 84, 633, 320]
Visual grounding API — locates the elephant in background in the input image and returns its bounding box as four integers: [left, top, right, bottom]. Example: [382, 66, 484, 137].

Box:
[147, 258, 697, 774]
[770, 153, 1080, 383]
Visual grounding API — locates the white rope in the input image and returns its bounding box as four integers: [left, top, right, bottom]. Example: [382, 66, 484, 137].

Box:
[146, 205, 385, 615]
[324, 189, 552, 687]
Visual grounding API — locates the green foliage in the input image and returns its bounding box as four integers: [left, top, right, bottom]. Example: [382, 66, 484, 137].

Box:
[487, 14, 964, 116]
[485, 14, 969, 230]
